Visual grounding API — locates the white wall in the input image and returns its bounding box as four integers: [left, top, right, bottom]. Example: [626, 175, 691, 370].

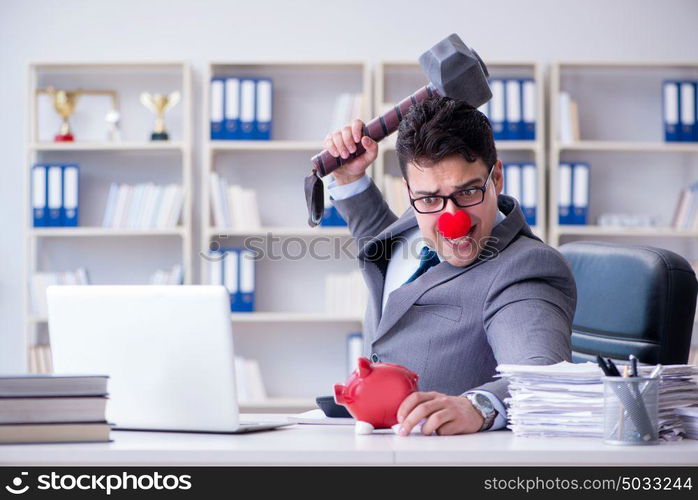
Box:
[1, 0, 697, 371]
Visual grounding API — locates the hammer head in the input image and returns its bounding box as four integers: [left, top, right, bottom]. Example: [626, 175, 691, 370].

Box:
[419, 33, 491, 108]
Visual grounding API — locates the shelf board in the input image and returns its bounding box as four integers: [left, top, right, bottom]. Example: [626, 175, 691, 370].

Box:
[30, 142, 185, 152]
[231, 312, 362, 323]
[208, 226, 350, 238]
[556, 141, 698, 153]
[556, 225, 698, 238]
[29, 227, 186, 238]
[382, 140, 539, 153]
[209, 140, 322, 152]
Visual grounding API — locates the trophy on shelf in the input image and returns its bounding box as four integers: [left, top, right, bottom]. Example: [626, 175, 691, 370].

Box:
[36, 87, 119, 142]
[140, 91, 180, 141]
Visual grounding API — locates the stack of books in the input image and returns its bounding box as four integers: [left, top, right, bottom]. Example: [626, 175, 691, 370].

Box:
[671, 182, 698, 230]
[0, 375, 111, 444]
[102, 183, 184, 229]
[30, 268, 90, 318]
[498, 361, 698, 441]
[325, 270, 367, 318]
[327, 93, 364, 133]
[209, 172, 261, 230]
[234, 357, 267, 403]
[148, 264, 183, 285]
[384, 175, 410, 217]
[557, 91, 581, 143]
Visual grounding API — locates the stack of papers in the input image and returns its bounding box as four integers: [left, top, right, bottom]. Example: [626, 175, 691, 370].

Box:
[498, 361, 698, 440]
[676, 407, 698, 439]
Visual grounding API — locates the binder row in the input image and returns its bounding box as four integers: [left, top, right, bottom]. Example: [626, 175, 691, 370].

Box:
[207, 249, 255, 312]
[210, 77, 273, 140]
[479, 78, 536, 141]
[663, 81, 698, 142]
[32, 164, 79, 227]
[102, 183, 184, 229]
[502, 163, 537, 227]
[558, 163, 590, 225]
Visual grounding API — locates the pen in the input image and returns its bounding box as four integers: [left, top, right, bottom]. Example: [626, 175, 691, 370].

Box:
[629, 355, 638, 378]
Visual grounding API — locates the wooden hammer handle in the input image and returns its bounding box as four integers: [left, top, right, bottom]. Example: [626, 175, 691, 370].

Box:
[311, 85, 439, 177]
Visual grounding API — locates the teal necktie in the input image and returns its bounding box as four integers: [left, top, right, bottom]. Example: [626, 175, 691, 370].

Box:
[403, 246, 440, 286]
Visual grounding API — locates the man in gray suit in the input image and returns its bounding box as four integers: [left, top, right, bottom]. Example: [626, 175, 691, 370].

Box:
[324, 96, 576, 436]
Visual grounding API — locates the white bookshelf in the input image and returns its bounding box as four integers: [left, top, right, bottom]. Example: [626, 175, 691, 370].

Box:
[201, 61, 371, 411]
[374, 60, 547, 242]
[549, 61, 698, 256]
[25, 62, 193, 373]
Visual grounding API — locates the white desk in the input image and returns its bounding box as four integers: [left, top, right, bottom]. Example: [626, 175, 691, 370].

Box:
[2, 415, 697, 466]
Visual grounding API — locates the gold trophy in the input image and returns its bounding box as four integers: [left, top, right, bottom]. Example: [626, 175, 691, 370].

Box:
[140, 91, 180, 141]
[36, 87, 119, 142]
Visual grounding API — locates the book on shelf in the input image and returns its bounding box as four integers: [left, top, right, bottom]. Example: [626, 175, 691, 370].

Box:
[328, 93, 364, 133]
[558, 91, 580, 143]
[0, 374, 110, 443]
[482, 78, 536, 141]
[671, 183, 698, 230]
[234, 356, 267, 403]
[29, 268, 90, 318]
[32, 164, 79, 227]
[149, 264, 183, 285]
[28, 344, 53, 374]
[325, 270, 367, 317]
[102, 182, 183, 229]
[663, 80, 698, 142]
[346, 332, 363, 376]
[209, 172, 261, 230]
[210, 77, 273, 140]
[384, 175, 410, 217]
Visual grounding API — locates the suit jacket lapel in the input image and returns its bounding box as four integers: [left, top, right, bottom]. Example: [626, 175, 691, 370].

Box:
[372, 195, 534, 344]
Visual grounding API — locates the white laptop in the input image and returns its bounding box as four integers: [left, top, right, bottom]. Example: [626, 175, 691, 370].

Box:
[47, 285, 291, 433]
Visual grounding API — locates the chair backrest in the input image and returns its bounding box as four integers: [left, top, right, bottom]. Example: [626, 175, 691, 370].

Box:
[558, 241, 697, 365]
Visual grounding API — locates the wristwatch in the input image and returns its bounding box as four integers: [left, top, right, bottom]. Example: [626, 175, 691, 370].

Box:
[465, 392, 498, 431]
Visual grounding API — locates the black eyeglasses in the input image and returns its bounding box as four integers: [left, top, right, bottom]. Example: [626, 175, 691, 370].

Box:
[407, 166, 495, 214]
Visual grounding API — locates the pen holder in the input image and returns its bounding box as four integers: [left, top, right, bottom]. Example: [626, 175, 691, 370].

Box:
[603, 376, 659, 446]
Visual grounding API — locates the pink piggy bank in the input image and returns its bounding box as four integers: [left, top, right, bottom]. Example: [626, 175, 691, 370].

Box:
[334, 357, 418, 434]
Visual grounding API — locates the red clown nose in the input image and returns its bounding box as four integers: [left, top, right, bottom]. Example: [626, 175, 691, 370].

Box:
[437, 211, 472, 239]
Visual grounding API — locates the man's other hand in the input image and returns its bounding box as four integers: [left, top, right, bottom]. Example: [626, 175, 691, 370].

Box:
[396, 391, 485, 436]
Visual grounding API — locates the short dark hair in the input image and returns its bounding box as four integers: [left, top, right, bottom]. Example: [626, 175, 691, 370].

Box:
[395, 96, 497, 179]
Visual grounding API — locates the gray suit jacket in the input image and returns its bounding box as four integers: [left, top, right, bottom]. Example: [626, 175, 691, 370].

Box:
[333, 179, 576, 402]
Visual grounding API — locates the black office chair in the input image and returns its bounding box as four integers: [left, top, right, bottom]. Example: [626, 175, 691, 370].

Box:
[558, 241, 697, 364]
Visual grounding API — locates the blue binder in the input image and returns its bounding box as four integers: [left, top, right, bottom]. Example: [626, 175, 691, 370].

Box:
[679, 81, 696, 142]
[223, 249, 240, 311]
[46, 165, 63, 227]
[237, 248, 255, 312]
[31, 165, 47, 227]
[521, 163, 537, 227]
[320, 204, 347, 227]
[663, 80, 680, 142]
[558, 163, 574, 225]
[489, 78, 506, 141]
[210, 78, 226, 140]
[61, 164, 79, 227]
[571, 163, 590, 225]
[254, 78, 272, 140]
[224, 77, 240, 140]
[521, 78, 536, 140]
[239, 79, 256, 140]
[505, 79, 521, 140]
